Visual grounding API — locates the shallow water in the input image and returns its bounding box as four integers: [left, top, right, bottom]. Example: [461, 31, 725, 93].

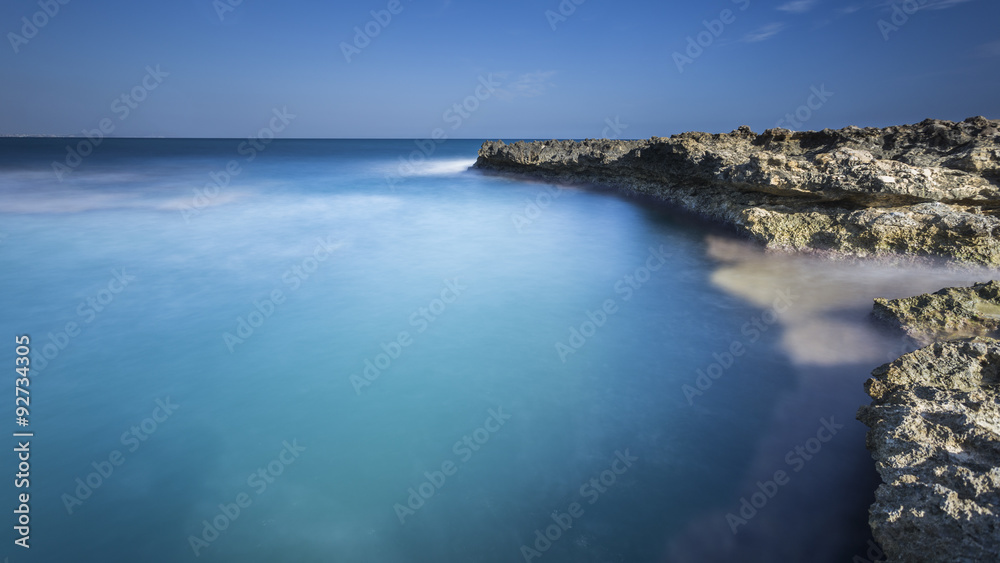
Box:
[1, 138, 993, 562]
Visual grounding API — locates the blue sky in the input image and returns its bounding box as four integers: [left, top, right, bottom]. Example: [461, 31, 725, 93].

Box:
[1, 0, 997, 138]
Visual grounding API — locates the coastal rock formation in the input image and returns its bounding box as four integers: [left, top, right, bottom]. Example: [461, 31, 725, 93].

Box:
[873, 281, 1000, 346]
[857, 337, 1000, 563]
[861, 282, 1000, 562]
[475, 117, 1000, 265]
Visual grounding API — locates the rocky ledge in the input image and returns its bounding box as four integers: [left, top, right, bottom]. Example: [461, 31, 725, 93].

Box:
[873, 281, 1000, 346]
[475, 116, 1000, 265]
[859, 283, 1000, 562]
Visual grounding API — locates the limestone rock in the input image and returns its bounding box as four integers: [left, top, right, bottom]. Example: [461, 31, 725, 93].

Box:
[873, 281, 1000, 346]
[857, 338, 1000, 563]
[475, 117, 1000, 265]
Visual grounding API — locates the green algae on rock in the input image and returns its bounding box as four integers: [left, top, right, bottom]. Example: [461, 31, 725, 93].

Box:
[873, 281, 1000, 346]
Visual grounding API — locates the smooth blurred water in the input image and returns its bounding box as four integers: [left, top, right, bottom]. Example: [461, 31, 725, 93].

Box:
[2, 138, 982, 563]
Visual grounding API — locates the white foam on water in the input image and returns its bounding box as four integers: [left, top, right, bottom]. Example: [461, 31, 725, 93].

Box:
[704, 234, 1000, 366]
[396, 158, 478, 177]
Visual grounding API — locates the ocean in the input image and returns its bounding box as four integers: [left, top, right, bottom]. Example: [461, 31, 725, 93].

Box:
[0, 138, 989, 562]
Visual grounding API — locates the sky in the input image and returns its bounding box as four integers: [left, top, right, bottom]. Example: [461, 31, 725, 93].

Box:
[0, 0, 998, 139]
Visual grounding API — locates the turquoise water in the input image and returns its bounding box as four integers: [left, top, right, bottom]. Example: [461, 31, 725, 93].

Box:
[1, 139, 891, 562]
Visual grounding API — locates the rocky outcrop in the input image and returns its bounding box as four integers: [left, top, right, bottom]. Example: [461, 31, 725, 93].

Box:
[476, 119, 1000, 557]
[873, 281, 1000, 346]
[860, 281, 1000, 562]
[475, 117, 1000, 265]
[857, 338, 1000, 563]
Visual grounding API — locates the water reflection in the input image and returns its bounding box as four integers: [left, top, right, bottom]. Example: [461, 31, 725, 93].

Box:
[666, 235, 998, 563]
[706, 235, 997, 366]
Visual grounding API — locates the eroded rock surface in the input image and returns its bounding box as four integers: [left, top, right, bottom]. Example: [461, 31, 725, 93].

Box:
[874, 281, 1000, 346]
[475, 117, 1000, 265]
[858, 338, 1000, 563]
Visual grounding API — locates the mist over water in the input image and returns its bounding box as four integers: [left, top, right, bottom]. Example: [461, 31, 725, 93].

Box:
[1, 139, 991, 562]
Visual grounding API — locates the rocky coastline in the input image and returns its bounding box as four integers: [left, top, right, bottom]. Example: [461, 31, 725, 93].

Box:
[475, 117, 1000, 266]
[475, 119, 1000, 561]
[860, 287, 999, 562]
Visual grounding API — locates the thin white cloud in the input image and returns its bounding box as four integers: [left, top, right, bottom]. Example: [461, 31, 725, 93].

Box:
[811, 4, 860, 28]
[922, 0, 975, 8]
[873, 0, 974, 9]
[979, 40, 1000, 57]
[777, 0, 819, 13]
[494, 71, 556, 101]
[742, 23, 786, 43]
